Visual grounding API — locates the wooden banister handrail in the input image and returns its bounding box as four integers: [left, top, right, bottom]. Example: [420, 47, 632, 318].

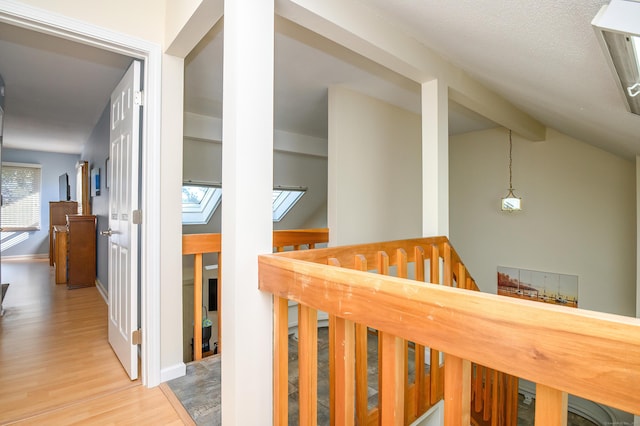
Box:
[259, 242, 640, 416]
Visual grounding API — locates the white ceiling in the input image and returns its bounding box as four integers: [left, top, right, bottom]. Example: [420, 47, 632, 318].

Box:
[0, 22, 132, 154]
[2, 1, 640, 159]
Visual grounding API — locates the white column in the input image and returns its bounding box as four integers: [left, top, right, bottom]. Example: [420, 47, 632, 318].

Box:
[422, 79, 449, 237]
[221, 0, 274, 424]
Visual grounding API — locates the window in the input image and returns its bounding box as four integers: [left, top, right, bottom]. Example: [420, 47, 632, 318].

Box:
[181, 184, 306, 224]
[272, 187, 306, 222]
[1, 162, 42, 231]
[182, 184, 222, 225]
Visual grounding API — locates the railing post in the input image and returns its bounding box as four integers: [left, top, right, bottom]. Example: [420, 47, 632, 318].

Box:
[380, 331, 405, 426]
[534, 384, 568, 426]
[274, 296, 289, 426]
[298, 304, 318, 425]
[414, 246, 427, 415]
[354, 255, 369, 426]
[193, 253, 203, 361]
[444, 354, 471, 426]
[333, 316, 355, 426]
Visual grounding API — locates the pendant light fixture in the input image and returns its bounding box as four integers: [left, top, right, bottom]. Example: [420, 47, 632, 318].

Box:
[501, 130, 522, 211]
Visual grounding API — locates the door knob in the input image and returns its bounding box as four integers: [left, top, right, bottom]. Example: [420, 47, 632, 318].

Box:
[100, 228, 113, 237]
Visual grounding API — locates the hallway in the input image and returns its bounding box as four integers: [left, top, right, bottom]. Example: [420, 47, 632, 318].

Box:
[0, 259, 190, 424]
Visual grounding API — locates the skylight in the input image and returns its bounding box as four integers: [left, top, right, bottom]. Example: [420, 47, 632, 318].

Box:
[272, 188, 306, 222]
[182, 184, 306, 224]
[182, 185, 222, 225]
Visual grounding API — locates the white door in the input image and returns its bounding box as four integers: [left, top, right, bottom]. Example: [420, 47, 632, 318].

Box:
[107, 61, 141, 380]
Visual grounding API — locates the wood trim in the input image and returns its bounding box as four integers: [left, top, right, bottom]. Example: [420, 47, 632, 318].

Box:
[444, 354, 471, 426]
[182, 233, 221, 255]
[534, 384, 568, 426]
[273, 228, 329, 248]
[274, 296, 289, 426]
[298, 304, 318, 425]
[158, 383, 197, 426]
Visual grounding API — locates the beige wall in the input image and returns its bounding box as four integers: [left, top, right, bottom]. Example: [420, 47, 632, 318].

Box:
[328, 86, 422, 245]
[17, 0, 165, 42]
[450, 127, 636, 316]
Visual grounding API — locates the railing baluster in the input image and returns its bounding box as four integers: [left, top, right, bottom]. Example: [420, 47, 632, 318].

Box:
[474, 364, 483, 413]
[328, 257, 340, 426]
[298, 304, 318, 425]
[396, 249, 411, 422]
[429, 244, 442, 405]
[333, 315, 355, 426]
[444, 354, 471, 426]
[380, 331, 405, 426]
[354, 255, 369, 426]
[377, 251, 389, 424]
[534, 384, 568, 426]
[491, 369, 499, 426]
[483, 367, 491, 422]
[413, 246, 427, 415]
[193, 252, 203, 361]
[274, 296, 289, 426]
[443, 242, 452, 287]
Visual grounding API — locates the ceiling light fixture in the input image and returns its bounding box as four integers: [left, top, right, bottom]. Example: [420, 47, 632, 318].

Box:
[592, 0, 640, 116]
[501, 130, 522, 212]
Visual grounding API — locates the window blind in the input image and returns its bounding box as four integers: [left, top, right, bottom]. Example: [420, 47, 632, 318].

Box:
[1, 163, 42, 231]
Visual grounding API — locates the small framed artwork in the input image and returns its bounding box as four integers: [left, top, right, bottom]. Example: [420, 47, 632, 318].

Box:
[497, 266, 578, 308]
[91, 167, 101, 197]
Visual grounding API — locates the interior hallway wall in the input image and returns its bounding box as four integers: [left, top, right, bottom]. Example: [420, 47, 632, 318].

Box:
[328, 86, 421, 246]
[1, 148, 80, 258]
[450, 127, 635, 317]
[81, 102, 111, 291]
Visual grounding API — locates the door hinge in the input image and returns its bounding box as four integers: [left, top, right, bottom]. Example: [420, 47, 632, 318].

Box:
[132, 210, 142, 224]
[132, 329, 142, 345]
[134, 90, 143, 106]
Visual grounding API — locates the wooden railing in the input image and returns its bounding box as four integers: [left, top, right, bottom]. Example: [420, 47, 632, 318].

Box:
[258, 237, 640, 425]
[182, 228, 329, 361]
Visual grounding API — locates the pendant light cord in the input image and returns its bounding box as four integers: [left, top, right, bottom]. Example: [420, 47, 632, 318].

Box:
[508, 129, 513, 191]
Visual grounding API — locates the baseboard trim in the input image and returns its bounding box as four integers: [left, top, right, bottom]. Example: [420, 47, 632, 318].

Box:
[160, 363, 186, 383]
[95, 278, 108, 304]
[2, 254, 48, 262]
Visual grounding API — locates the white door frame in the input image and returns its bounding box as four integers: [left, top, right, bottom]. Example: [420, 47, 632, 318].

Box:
[0, 1, 162, 387]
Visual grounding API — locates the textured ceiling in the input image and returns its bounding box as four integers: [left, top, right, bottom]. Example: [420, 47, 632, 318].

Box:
[361, 0, 640, 158]
[0, 22, 131, 153]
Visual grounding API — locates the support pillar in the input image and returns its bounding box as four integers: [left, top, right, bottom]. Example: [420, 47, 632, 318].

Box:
[422, 79, 449, 237]
[221, 0, 274, 423]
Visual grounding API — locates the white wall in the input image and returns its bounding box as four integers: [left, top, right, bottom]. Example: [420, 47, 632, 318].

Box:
[17, 0, 165, 42]
[450, 127, 636, 317]
[328, 86, 421, 245]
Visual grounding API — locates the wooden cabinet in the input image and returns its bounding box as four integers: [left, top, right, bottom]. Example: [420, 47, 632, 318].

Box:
[49, 201, 77, 265]
[52, 225, 68, 284]
[66, 215, 96, 288]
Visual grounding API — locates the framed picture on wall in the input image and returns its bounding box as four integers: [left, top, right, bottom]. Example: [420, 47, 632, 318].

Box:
[497, 266, 578, 307]
[91, 167, 100, 197]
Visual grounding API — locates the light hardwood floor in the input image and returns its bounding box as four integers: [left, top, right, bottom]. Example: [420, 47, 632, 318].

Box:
[0, 259, 192, 425]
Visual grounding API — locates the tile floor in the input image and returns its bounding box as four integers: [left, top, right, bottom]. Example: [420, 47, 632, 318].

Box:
[168, 327, 600, 426]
